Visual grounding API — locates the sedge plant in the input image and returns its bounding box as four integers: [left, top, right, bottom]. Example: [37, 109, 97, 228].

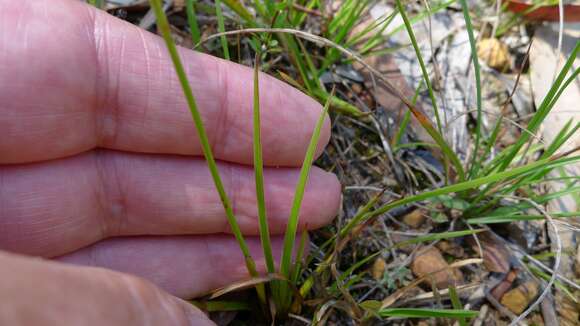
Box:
[152, 0, 333, 319]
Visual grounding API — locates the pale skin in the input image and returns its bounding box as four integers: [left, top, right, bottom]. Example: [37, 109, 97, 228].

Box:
[0, 0, 341, 325]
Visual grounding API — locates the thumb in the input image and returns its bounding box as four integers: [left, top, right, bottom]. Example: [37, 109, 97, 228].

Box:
[0, 251, 214, 326]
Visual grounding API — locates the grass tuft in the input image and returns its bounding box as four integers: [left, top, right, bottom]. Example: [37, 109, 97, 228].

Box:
[252, 52, 275, 274]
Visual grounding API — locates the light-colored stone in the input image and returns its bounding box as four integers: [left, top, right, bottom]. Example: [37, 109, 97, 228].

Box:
[500, 281, 538, 315]
[477, 38, 511, 71]
[411, 247, 463, 289]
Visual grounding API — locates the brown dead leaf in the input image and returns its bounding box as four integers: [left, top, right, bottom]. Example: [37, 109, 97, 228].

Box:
[468, 232, 511, 273]
[500, 281, 539, 314]
[411, 247, 464, 289]
[372, 257, 387, 281]
[490, 269, 518, 301]
[402, 209, 426, 228]
[477, 38, 510, 72]
[209, 274, 283, 299]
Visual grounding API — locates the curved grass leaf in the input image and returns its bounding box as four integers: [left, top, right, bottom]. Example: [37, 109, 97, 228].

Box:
[497, 41, 579, 172]
[186, 0, 201, 46]
[215, 0, 230, 60]
[252, 54, 275, 274]
[457, 0, 483, 179]
[395, 0, 443, 134]
[280, 91, 333, 277]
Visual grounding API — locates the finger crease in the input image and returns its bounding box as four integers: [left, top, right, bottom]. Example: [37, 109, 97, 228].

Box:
[94, 151, 127, 238]
[92, 10, 121, 148]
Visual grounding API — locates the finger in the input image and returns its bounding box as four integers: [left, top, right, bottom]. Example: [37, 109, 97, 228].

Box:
[0, 0, 329, 166]
[57, 235, 304, 299]
[0, 250, 214, 326]
[0, 150, 340, 257]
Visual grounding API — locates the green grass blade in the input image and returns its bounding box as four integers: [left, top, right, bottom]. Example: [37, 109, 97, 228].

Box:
[323, 0, 367, 69]
[385, 0, 457, 38]
[251, 0, 268, 19]
[149, 0, 260, 288]
[280, 92, 332, 277]
[395, 0, 442, 135]
[264, 0, 275, 16]
[379, 308, 478, 319]
[89, 0, 104, 8]
[393, 74, 424, 150]
[407, 101, 465, 181]
[272, 89, 332, 316]
[191, 299, 252, 312]
[311, 88, 362, 116]
[541, 120, 578, 159]
[547, 66, 580, 110]
[557, 167, 580, 208]
[358, 12, 397, 55]
[223, 0, 256, 24]
[471, 115, 503, 178]
[296, 38, 322, 90]
[393, 229, 483, 248]
[528, 265, 579, 304]
[449, 285, 467, 326]
[284, 35, 315, 92]
[327, 0, 357, 34]
[215, 0, 230, 60]
[347, 13, 390, 47]
[497, 41, 579, 172]
[186, 0, 201, 46]
[291, 229, 308, 284]
[252, 54, 275, 274]
[292, 0, 319, 27]
[468, 211, 579, 224]
[457, 0, 483, 179]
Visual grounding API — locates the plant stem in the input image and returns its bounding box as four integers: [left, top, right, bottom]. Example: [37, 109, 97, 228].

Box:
[149, 0, 263, 301]
[253, 53, 275, 274]
[215, 0, 230, 60]
[186, 0, 201, 46]
[458, 0, 483, 179]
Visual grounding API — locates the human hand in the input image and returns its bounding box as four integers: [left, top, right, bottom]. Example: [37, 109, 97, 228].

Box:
[0, 0, 341, 324]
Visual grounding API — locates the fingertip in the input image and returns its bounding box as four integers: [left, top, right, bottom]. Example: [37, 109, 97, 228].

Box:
[300, 167, 341, 230]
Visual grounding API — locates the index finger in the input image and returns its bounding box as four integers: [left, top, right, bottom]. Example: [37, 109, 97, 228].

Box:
[0, 0, 330, 166]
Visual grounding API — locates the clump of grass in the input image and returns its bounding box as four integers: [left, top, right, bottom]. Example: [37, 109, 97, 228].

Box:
[152, 1, 333, 319]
